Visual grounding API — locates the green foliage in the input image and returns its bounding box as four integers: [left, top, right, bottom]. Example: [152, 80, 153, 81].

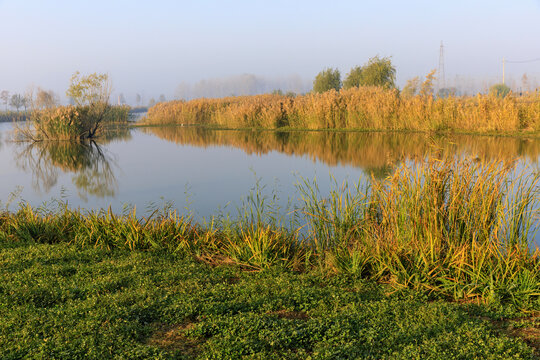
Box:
[357, 55, 396, 88]
[312, 68, 341, 93]
[490, 83, 511, 98]
[343, 66, 363, 89]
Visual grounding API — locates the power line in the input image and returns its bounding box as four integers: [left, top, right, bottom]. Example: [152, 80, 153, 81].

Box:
[506, 58, 540, 64]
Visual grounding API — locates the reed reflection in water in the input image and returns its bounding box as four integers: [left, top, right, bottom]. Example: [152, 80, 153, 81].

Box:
[142, 126, 540, 176]
[14, 141, 118, 201]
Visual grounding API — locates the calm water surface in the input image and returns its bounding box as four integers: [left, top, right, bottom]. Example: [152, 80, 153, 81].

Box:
[1, 122, 539, 242]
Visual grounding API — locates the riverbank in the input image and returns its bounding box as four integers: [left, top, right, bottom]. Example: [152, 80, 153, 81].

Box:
[142, 87, 540, 133]
[1, 157, 538, 307]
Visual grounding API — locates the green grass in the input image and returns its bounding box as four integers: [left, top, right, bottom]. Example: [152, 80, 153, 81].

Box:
[0, 240, 537, 359]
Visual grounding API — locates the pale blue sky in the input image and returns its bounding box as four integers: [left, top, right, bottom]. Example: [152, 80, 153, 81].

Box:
[1, 0, 539, 102]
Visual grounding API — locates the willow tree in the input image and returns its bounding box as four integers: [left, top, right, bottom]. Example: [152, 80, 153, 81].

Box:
[313, 68, 341, 93]
[65, 72, 112, 138]
[344, 56, 396, 89]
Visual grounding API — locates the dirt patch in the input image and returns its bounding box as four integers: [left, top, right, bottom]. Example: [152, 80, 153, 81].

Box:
[225, 276, 240, 284]
[505, 326, 540, 352]
[270, 310, 309, 320]
[146, 322, 201, 356]
[480, 315, 540, 354]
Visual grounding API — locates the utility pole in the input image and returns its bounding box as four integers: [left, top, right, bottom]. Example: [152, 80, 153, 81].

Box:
[438, 41, 446, 92]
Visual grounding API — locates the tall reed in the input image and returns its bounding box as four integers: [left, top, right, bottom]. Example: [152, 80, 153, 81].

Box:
[144, 88, 540, 133]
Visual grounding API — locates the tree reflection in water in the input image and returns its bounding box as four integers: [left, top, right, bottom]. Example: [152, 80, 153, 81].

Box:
[14, 140, 117, 200]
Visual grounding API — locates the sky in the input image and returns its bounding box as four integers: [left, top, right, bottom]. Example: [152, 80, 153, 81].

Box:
[1, 0, 539, 103]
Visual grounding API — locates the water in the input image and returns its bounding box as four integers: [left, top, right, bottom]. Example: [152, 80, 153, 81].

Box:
[1, 122, 539, 237]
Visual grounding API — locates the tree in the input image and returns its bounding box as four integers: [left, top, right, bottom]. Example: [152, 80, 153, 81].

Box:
[357, 56, 396, 88]
[343, 66, 363, 89]
[313, 68, 341, 93]
[9, 94, 24, 112]
[419, 69, 437, 98]
[66, 72, 111, 107]
[148, 98, 156, 107]
[401, 77, 420, 97]
[35, 88, 58, 109]
[158, 94, 166, 103]
[1, 90, 9, 111]
[64, 72, 113, 138]
[489, 83, 510, 98]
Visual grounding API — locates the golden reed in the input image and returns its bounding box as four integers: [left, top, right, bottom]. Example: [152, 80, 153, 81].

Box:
[144, 87, 540, 133]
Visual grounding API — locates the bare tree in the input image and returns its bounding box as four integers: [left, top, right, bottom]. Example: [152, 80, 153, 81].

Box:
[34, 88, 58, 109]
[1, 90, 10, 111]
[9, 94, 24, 112]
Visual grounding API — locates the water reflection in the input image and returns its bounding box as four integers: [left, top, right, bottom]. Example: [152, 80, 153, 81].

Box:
[142, 127, 540, 176]
[14, 141, 117, 201]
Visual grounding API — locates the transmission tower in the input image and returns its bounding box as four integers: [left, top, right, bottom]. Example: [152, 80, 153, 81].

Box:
[438, 41, 446, 92]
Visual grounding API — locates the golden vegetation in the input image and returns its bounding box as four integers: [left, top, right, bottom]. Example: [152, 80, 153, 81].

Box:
[142, 127, 540, 174]
[144, 87, 540, 133]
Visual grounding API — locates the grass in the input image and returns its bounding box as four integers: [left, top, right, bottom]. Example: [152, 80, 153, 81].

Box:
[1, 156, 538, 308]
[0, 241, 537, 359]
[143, 87, 540, 133]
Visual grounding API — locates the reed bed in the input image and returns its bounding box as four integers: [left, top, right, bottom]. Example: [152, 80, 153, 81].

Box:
[0, 111, 29, 122]
[144, 88, 540, 133]
[1, 157, 538, 307]
[19, 105, 130, 141]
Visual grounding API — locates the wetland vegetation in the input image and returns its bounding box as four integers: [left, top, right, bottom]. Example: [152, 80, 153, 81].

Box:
[1, 155, 539, 358]
[143, 87, 540, 133]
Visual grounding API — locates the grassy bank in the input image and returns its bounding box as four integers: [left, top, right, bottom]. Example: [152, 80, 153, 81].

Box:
[1, 157, 538, 309]
[143, 88, 540, 133]
[0, 241, 537, 359]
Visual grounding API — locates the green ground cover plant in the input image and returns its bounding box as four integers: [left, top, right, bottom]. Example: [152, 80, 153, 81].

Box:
[0, 241, 537, 359]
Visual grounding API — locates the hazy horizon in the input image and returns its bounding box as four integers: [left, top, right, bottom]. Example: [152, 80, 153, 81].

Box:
[1, 0, 540, 104]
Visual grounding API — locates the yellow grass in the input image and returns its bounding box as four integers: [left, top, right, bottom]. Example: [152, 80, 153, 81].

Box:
[143, 87, 540, 133]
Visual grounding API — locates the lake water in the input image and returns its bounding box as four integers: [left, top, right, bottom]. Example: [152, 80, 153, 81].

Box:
[1, 122, 539, 244]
